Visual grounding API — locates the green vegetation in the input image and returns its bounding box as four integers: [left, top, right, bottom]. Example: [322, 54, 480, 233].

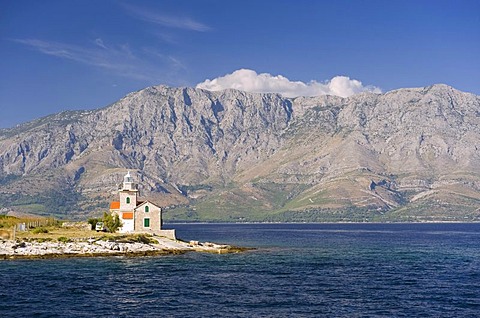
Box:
[32, 227, 49, 234]
[166, 181, 312, 222]
[102, 212, 122, 233]
[0, 215, 18, 228]
[386, 197, 480, 222]
[24, 237, 53, 243]
[2, 175, 480, 224]
[166, 187, 480, 223]
[106, 234, 156, 244]
[0, 188, 85, 218]
[266, 207, 390, 223]
[42, 189, 83, 215]
[16, 223, 107, 241]
[57, 236, 72, 243]
[87, 217, 101, 230]
[0, 174, 20, 186]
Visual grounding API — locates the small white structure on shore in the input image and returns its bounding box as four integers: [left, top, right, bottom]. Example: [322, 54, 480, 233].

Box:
[110, 172, 175, 239]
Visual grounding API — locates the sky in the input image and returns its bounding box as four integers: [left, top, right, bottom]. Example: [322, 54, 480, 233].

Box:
[1, 0, 479, 128]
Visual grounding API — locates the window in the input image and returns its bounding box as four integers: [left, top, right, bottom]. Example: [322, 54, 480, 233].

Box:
[144, 218, 150, 228]
[126, 197, 130, 204]
[145, 205, 149, 212]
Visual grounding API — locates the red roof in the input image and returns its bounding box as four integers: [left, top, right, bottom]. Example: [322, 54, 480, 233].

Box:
[122, 212, 134, 219]
[110, 201, 120, 209]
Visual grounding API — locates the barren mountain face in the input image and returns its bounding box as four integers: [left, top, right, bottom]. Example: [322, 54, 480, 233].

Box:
[1, 84, 479, 222]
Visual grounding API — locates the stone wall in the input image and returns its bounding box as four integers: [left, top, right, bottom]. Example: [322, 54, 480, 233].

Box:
[62, 222, 91, 231]
[155, 229, 176, 240]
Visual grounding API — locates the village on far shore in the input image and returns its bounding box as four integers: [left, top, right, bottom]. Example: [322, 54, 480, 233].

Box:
[0, 172, 248, 259]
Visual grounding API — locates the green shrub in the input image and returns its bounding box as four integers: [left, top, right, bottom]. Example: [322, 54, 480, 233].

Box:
[0, 215, 18, 228]
[105, 234, 156, 244]
[34, 237, 53, 243]
[32, 227, 49, 234]
[98, 234, 118, 242]
[57, 236, 71, 243]
[87, 218, 101, 230]
[135, 234, 155, 244]
[102, 212, 122, 233]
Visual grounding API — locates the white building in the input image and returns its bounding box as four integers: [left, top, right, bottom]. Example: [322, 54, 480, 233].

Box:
[110, 172, 175, 239]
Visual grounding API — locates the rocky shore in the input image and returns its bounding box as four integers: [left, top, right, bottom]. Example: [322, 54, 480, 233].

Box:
[0, 236, 249, 260]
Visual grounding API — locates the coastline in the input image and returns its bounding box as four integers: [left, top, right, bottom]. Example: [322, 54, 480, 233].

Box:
[0, 236, 250, 260]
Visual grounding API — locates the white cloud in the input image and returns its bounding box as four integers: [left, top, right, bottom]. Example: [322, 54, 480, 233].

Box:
[196, 69, 381, 98]
[15, 38, 140, 74]
[95, 38, 107, 49]
[123, 4, 211, 32]
[14, 38, 184, 83]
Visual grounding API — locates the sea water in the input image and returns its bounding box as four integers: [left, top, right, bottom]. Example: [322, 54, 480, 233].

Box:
[1, 223, 479, 317]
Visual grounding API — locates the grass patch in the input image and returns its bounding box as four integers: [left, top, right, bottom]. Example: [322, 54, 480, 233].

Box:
[32, 227, 49, 234]
[57, 236, 72, 243]
[23, 237, 54, 243]
[100, 234, 156, 244]
[16, 224, 103, 240]
[0, 215, 19, 228]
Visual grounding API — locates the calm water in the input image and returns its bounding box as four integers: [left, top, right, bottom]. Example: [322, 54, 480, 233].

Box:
[1, 223, 479, 317]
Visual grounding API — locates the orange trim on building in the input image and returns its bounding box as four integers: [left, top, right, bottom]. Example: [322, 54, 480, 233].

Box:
[110, 201, 120, 209]
[122, 212, 134, 219]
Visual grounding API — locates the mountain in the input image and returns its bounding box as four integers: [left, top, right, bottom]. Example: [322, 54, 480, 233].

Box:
[1, 84, 480, 222]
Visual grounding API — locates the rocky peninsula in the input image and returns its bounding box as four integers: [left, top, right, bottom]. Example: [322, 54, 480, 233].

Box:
[0, 235, 248, 260]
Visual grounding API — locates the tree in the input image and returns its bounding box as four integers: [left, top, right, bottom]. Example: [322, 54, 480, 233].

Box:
[102, 212, 122, 233]
[87, 217, 101, 230]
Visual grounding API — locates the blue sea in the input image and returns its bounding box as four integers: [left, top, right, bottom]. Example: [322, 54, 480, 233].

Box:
[1, 223, 479, 317]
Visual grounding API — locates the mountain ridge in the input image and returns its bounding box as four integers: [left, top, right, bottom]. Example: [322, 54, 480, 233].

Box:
[1, 84, 479, 222]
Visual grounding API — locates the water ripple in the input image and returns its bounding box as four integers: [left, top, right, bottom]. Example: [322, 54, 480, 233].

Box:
[1, 223, 479, 317]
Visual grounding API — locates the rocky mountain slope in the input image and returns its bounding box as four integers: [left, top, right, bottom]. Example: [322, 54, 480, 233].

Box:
[1, 84, 479, 222]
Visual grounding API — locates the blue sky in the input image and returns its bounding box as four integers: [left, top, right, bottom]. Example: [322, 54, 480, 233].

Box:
[1, 0, 479, 128]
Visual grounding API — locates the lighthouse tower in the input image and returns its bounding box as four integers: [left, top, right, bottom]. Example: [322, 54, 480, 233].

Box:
[118, 171, 138, 232]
